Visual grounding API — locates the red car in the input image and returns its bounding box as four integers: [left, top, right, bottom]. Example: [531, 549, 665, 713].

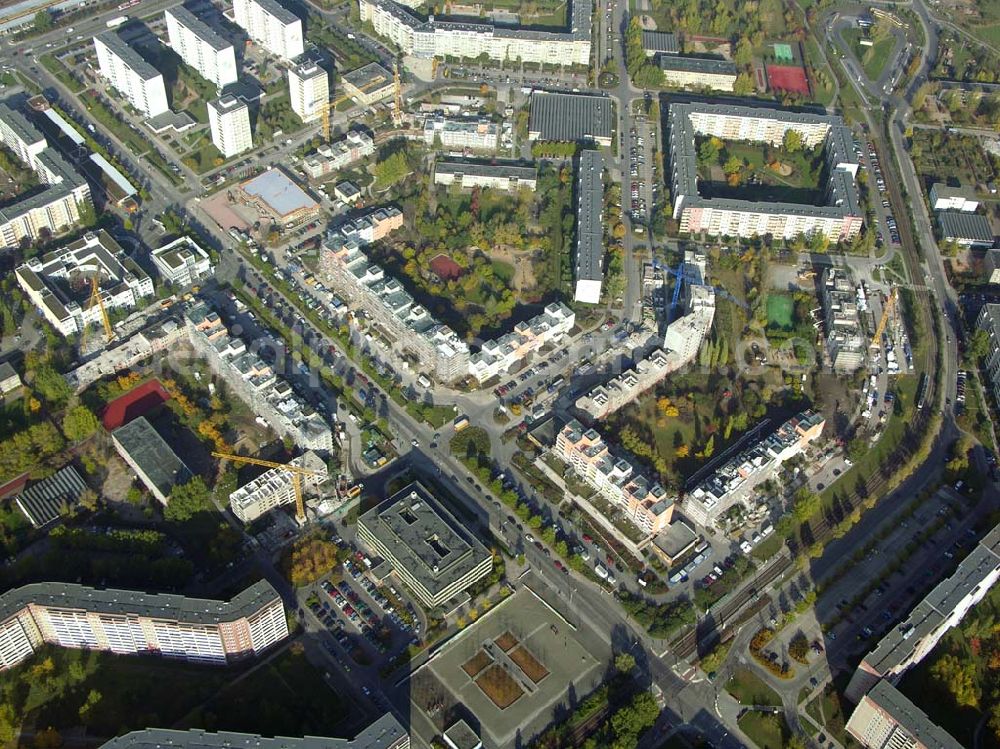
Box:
[582, 534, 593, 543]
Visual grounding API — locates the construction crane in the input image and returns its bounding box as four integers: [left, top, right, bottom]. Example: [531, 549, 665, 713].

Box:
[317, 94, 350, 141]
[392, 61, 403, 127]
[870, 288, 897, 349]
[211, 451, 322, 524]
[661, 259, 747, 319]
[80, 275, 114, 350]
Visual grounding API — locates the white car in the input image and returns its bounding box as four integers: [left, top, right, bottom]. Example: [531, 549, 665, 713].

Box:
[594, 564, 609, 580]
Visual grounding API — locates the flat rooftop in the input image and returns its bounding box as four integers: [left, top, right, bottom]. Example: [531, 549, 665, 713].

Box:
[248, 0, 299, 26]
[358, 482, 491, 600]
[342, 62, 393, 92]
[111, 416, 191, 499]
[166, 5, 232, 52]
[575, 149, 604, 282]
[940, 210, 993, 243]
[419, 587, 602, 748]
[862, 681, 963, 749]
[0, 579, 280, 625]
[529, 92, 613, 143]
[434, 158, 536, 180]
[95, 31, 163, 82]
[660, 55, 737, 75]
[101, 715, 407, 749]
[240, 169, 318, 219]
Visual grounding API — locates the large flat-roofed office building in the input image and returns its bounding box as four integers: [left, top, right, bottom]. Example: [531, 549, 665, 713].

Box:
[150, 236, 213, 286]
[232, 0, 304, 60]
[528, 92, 613, 146]
[111, 416, 192, 505]
[164, 6, 238, 90]
[100, 715, 410, 749]
[846, 680, 963, 749]
[574, 150, 604, 304]
[357, 482, 493, 608]
[667, 102, 862, 241]
[93, 32, 169, 117]
[0, 580, 287, 671]
[341, 62, 395, 106]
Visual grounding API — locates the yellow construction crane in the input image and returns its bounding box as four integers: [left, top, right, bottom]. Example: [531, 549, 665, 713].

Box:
[392, 61, 403, 127]
[870, 288, 897, 349]
[80, 275, 114, 349]
[212, 451, 322, 524]
[317, 94, 350, 141]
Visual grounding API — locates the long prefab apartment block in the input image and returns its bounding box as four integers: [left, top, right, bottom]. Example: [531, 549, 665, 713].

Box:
[357, 482, 493, 608]
[667, 102, 862, 241]
[0, 580, 287, 671]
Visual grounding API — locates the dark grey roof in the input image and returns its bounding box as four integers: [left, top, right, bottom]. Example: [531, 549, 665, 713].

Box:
[0, 579, 281, 625]
[100, 715, 407, 749]
[442, 720, 480, 749]
[575, 149, 604, 283]
[111, 417, 191, 498]
[342, 62, 392, 92]
[166, 6, 233, 52]
[358, 482, 491, 600]
[641, 30, 677, 54]
[13, 465, 88, 528]
[434, 158, 536, 181]
[0, 101, 46, 147]
[864, 681, 964, 749]
[529, 92, 613, 143]
[94, 31, 163, 82]
[659, 55, 737, 76]
[940, 210, 994, 244]
[0, 361, 18, 383]
[249, 0, 300, 26]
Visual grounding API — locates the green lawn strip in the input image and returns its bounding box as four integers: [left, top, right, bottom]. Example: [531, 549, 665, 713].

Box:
[725, 667, 783, 706]
[738, 711, 792, 749]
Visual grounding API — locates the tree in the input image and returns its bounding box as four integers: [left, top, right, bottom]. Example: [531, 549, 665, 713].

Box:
[164, 476, 212, 522]
[783, 129, 803, 153]
[733, 72, 755, 96]
[78, 488, 99, 512]
[373, 151, 410, 188]
[723, 155, 742, 175]
[615, 652, 637, 674]
[32, 364, 71, 406]
[698, 138, 720, 166]
[34, 10, 53, 31]
[78, 689, 103, 722]
[62, 405, 99, 442]
[792, 488, 820, 522]
[969, 328, 990, 360]
[280, 532, 342, 586]
[930, 653, 980, 707]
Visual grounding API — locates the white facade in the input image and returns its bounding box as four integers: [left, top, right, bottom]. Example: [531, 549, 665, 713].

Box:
[232, 0, 304, 60]
[0, 581, 287, 672]
[15, 230, 153, 337]
[302, 130, 375, 178]
[208, 96, 253, 158]
[359, 0, 592, 67]
[289, 62, 329, 123]
[423, 116, 498, 150]
[150, 236, 214, 286]
[930, 183, 979, 213]
[468, 303, 574, 382]
[229, 452, 328, 523]
[93, 32, 169, 117]
[165, 6, 238, 90]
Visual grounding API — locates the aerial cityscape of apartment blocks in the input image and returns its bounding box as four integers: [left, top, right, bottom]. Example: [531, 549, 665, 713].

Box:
[0, 580, 287, 671]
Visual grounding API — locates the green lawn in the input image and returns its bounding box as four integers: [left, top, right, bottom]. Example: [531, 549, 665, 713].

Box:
[725, 667, 783, 706]
[805, 685, 860, 748]
[738, 711, 792, 749]
[841, 27, 895, 81]
[766, 294, 794, 330]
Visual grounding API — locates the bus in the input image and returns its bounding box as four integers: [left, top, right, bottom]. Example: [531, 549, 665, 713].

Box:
[454, 415, 469, 432]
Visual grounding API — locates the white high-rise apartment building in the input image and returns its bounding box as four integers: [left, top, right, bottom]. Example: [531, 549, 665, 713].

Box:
[288, 62, 329, 123]
[229, 452, 328, 523]
[165, 6, 238, 90]
[232, 0, 304, 60]
[93, 32, 169, 117]
[208, 96, 253, 158]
